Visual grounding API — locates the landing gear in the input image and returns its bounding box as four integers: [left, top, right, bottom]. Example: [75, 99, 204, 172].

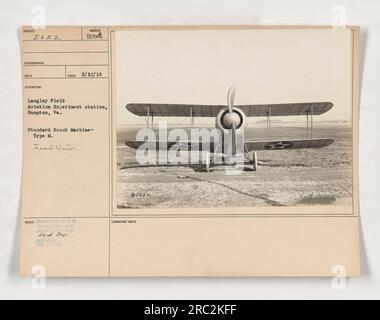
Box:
[243, 143, 258, 171]
[202, 150, 257, 172]
[242, 151, 257, 171]
[251, 151, 258, 171]
[205, 151, 211, 173]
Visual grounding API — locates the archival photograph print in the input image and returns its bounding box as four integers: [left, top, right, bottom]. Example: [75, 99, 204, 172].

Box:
[114, 28, 353, 209]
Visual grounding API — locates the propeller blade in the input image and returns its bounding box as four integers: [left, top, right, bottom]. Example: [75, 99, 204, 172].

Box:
[227, 85, 236, 114]
[231, 123, 237, 155]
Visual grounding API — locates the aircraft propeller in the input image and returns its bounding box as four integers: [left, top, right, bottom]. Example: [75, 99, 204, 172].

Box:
[227, 85, 237, 155]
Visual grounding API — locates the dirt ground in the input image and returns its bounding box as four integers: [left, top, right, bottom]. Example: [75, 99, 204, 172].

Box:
[116, 122, 352, 209]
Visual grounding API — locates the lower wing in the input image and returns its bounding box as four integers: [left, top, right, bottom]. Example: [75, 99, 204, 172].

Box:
[244, 138, 334, 151]
[125, 138, 334, 151]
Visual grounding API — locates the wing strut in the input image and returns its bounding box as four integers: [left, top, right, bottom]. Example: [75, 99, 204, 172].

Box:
[146, 106, 150, 128]
[306, 104, 314, 139]
[311, 104, 314, 139]
[190, 106, 194, 128]
[267, 106, 272, 140]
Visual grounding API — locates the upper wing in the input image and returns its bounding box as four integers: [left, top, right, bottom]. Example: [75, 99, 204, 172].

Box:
[126, 102, 333, 117]
[244, 138, 334, 151]
[126, 104, 224, 117]
[125, 138, 334, 151]
[239, 102, 333, 117]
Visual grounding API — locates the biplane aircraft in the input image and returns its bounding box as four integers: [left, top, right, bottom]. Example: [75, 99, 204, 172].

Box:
[125, 86, 334, 172]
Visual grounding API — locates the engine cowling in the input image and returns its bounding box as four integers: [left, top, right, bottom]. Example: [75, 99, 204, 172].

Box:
[215, 107, 247, 132]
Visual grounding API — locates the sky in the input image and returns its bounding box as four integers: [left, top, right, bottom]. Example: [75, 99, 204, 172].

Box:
[115, 28, 353, 127]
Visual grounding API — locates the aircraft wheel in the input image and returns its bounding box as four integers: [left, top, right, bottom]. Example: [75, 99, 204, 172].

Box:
[252, 151, 258, 171]
[205, 152, 211, 173]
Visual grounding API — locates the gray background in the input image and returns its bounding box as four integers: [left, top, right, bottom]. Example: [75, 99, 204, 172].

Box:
[0, 0, 378, 299]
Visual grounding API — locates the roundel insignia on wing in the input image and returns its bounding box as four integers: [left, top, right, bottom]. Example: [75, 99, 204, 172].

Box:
[264, 141, 293, 150]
